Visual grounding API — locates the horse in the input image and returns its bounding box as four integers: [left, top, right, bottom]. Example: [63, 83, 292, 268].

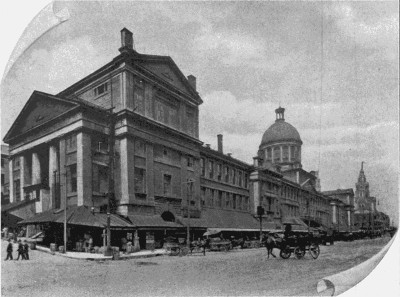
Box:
[263, 234, 277, 258]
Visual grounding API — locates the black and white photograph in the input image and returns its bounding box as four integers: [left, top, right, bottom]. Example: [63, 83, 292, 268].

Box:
[1, 1, 399, 296]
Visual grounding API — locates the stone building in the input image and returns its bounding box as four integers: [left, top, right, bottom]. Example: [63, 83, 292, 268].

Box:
[3, 28, 366, 250]
[3, 28, 262, 249]
[322, 189, 355, 232]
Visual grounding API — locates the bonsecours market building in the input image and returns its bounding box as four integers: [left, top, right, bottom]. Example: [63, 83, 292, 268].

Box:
[3, 28, 357, 251]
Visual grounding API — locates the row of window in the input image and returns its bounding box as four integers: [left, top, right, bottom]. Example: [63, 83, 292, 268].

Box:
[265, 145, 300, 162]
[201, 187, 250, 211]
[200, 157, 248, 188]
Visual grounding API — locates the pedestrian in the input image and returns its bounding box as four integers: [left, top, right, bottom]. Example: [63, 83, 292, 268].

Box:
[5, 239, 13, 260]
[23, 240, 30, 260]
[16, 240, 24, 260]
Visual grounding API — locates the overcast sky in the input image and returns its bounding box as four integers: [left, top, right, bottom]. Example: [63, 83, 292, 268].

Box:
[0, 1, 398, 225]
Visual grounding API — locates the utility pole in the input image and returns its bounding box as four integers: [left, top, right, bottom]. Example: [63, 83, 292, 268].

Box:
[105, 75, 115, 257]
[257, 205, 265, 244]
[186, 179, 194, 249]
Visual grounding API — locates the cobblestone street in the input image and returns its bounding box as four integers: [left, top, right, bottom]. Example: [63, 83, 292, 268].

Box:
[1, 236, 392, 297]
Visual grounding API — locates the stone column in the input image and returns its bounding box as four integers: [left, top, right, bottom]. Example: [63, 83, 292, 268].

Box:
[77, 132, 92, 206]
[32, 152, 41, 184]
[288, 146, 292, 162]
[49, 145, 59, 209]
[271, 147, 274, 164]
[280, 146, 283, 162]
[146, 142, 154, 204]
[119, 137, 135, 215]
[347, 210, 351, 231]
[331, 202, 337, 225]
[8, 159, 14, 203]
[253, 181, 260, 214]
[19, 156, 25, 200]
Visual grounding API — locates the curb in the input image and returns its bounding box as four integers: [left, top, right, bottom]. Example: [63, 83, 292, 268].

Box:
[34, 244, 168, 261]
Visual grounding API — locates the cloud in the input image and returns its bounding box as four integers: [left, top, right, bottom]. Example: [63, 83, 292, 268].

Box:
[328, 3, 399, 59]
[1, 35, 102, 136]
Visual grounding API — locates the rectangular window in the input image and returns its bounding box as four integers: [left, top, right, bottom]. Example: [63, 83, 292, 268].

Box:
[225, 193, 230, 208]
[225, 166, 229, 183]
[1, 158, 4, 168]
[232, 194, 236, 209]
[238, 171, 242, 187]
[187, 156, 194, 168]
[209, 160, 214, 179]
[14, 158, 20, 168]
[14, 179, 20, 202]
[200, 158, 205, 176]
[163, 174, 172, 196]
[217, 164, 222, 181]
[134, 167, 146, 194]
[274, 147, 280, 161]
[244, 173, 248, 188]
[232, 169, 236, 185]
[218, 191, 223, 207]
[283, 146, 289, 161]
[267, 148, 272, 160]
[201, 187, 206, 206]
[133, 82, 145, 114]
[134, 140, 146, 157]
[94, 82, 108, 96]
[67, 164, 77, 193]
[186, 108, 195, 136]
[66, 134, 77, 153]
[1, 174, 4, 184]
[92, 164, 108, 194]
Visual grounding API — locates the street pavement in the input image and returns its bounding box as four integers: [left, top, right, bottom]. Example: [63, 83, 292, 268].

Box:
[1, 236, 392, 297]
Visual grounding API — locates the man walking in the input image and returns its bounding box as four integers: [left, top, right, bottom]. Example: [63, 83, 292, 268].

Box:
[16, 240, 24, 260]
[23, 240, 30, 260]
[5, 239, 13, 260]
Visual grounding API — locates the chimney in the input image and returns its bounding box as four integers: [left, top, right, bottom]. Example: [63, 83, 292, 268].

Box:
[227, 153, 232, 157]
[205, 144, 211, 149]
[217, 134, 223, 153]
[119, 28, 134, 54]
[187, 75, 196, 90]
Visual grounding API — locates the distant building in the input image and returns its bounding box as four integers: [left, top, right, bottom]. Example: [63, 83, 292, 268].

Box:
[322, 189, 355, 232]
[353, 162, 389, 232]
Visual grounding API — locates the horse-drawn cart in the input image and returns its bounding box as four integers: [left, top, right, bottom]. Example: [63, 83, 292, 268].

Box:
[273, 231, 320, 259]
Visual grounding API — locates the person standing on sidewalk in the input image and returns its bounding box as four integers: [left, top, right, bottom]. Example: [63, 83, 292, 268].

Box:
[23, 240, 30, 260]
[5, 239, 13, 260]
[16, 240, 25, 260]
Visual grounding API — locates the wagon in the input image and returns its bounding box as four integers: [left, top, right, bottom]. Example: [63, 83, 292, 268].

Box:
[273, 231, 320, 259]
[207, 237, 232, 252]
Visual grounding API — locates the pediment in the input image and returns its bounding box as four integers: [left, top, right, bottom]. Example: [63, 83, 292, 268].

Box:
[4, 91, 79, 141]
[138, 59, 196, 96]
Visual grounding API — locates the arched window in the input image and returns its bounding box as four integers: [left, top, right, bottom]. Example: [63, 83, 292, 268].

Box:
[161, 211, 175, 222]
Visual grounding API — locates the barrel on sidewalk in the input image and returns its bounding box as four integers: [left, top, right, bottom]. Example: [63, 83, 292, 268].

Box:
[50, 243, 57, 252]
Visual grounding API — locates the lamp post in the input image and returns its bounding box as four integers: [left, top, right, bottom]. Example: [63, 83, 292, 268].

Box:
[184, 179, 195, 249]
[257, 205, 265, 244]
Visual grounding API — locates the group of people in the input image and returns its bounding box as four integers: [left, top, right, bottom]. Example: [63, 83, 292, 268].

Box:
[4, 239, 30, 261]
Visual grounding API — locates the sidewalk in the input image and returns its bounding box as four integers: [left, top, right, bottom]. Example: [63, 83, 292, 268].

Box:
[34, 244, 169, 261]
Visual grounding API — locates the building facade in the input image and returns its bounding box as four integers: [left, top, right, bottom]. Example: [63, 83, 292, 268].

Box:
[3, 28, 388, 250]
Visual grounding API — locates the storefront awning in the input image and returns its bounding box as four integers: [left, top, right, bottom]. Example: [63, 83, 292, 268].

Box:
[19, 206, 134, 229]
[179, 208, 280, 231]
[127, 215, 183, 229]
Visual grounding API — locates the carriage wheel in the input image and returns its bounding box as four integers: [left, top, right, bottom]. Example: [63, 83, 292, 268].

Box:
[279, 246, 291, 259]
[294, 247, 305, 259]
[170, 247, 180, 256]
[179, 247, 189, 256]
[309, 243, 320, 259]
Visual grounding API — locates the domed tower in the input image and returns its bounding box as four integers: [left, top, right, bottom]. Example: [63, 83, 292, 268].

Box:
[258, 107, 303, 171]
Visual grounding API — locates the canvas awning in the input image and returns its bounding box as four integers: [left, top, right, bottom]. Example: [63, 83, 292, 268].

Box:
[127, 215, 183, 229]
[179, 208, 280, 231]
[19, 206, 134, 229]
